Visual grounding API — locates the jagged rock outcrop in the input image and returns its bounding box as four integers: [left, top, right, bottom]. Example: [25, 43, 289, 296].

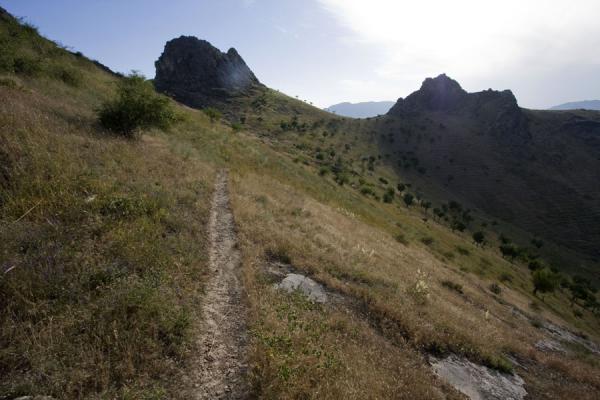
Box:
[388, 74, 528, 139]
[388, 74, 468, 114]
[154, 36, 260, 108]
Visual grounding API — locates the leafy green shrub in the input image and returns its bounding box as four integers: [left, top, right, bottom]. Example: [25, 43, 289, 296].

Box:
[403, 193, 414, 207]
[99, 72, 176, 136]
[532, 268, 559, 296]
[472, 231, 485, 247]
[383, 188, 395, 203]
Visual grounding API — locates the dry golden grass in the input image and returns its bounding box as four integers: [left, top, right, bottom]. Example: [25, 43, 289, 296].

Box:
[0, 74, 215, 398]
[229, 172, 600, 399]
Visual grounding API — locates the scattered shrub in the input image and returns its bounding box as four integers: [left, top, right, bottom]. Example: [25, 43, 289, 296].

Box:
[395, 233, 409, 245]
[489, 282, 502, 295]
[441, 280, 463, 294]
[99, 72, 176, 137]
[499, 272, 513, 283]
[266, 246, 292, 264]
[52, 65, 83, 86]
[403, 193, 414, 207]
[528, 259, 544, 271]
[420, 236, 434, 246]
[472, 231, 485, 247]
[360, 187, 375, 196]
[532, 268, 559, 296]
[13, 55, 43, 75]
[203, 107, 222, 122]
[383, 188, 395, 203]
[455, 246, 470, 256]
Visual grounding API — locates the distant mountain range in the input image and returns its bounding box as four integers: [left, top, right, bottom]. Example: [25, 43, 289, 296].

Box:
[324, 101, 395, 118]
[550, 100, 600, 110]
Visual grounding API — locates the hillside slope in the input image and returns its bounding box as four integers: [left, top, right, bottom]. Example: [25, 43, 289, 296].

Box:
[377, 74, 600, 264]
[1, 12, 599, 400]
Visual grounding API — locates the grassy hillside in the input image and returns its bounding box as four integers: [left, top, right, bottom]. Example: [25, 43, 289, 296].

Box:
[1, 10, 599, 399]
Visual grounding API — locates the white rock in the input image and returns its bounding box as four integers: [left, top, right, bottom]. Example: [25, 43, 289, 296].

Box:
[430, 355, 526, 400]
[275, 273, 327, 303]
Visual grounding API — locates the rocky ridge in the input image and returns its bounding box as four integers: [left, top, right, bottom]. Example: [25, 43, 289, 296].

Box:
[154, 36, 261, 109]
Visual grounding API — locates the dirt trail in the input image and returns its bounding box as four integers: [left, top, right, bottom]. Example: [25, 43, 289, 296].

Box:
[189, 170, 249, 399]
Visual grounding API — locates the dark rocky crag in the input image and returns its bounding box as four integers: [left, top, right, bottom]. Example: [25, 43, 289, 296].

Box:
[154, 36, 261, 109]
[389, 74, 528, 139]
[379, 74, 600, 262]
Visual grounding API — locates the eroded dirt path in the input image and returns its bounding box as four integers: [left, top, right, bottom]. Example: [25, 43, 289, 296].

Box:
[189, 170, 249, 399]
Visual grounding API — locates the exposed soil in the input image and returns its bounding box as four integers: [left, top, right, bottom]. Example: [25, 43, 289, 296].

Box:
[186, 170, 249, 399]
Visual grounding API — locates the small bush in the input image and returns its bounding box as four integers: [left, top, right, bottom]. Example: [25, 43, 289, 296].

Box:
[52, 65, 83, 86]
[455, 246, 470, 256]
[489, 282, 502, 295]
[441, 280, 463, 294]
[499, 272, 513, 283]
[99, 72, 176, 136]
[13, 55, 43, 75]
[395, 233, 409, 245]
[266, 246, 292, 265]
[360, 187, 375, 196]
[420, 236, 434, 246]
[532, 268, 559, 296]
[383, 188, 395, 203]
[203, 107, 222, 122]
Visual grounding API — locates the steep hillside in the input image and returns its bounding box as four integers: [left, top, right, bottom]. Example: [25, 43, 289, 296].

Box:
[377, 74, 600, 265]
[1, 12, 599, 400]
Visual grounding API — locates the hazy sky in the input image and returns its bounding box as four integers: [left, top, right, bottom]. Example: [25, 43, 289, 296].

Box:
[3, 0, 600, 108]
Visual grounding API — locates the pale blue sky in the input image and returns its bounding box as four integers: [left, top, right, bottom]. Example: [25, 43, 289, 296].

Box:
[2, 0, 599, 108]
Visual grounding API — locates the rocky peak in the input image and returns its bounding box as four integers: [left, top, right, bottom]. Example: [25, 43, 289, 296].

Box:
[388, 74, 468, 115]
[388, 74, 527, 138]
[154, 36, 260, 108]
